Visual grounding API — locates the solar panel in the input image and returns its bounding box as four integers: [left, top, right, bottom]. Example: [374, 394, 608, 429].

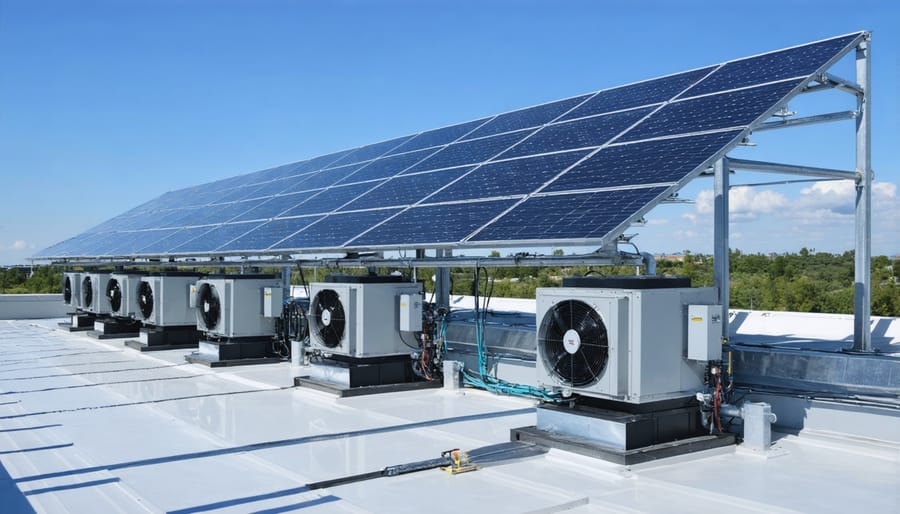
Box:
[36, 32, 865, 259]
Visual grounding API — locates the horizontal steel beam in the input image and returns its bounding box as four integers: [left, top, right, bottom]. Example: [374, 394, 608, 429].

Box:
[753, 111, 857, 132]
[820, 72, 864, 95]
[727, 158, 859, 180]
[51, 253, 645, 270]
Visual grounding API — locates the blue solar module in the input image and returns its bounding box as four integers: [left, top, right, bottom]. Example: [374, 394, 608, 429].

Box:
[191, 199, 267, 226]
[219, 216, 324, 252]
[431, 150, 591, 203]
[272, 209, 402, 250]
[229, 192, 313, 222]
[684, 33, 863, 97]
[171, 222, 264, 253]
[462, 95, 592, 140]
[559, 67, 715, 121]
[335, 148, 437, 185]
[279, 181, 386, 218]
[469, 187, 669, 242]
[106, 230, 175, 256]
[35, 33, 865, 259]
[619, 80, 802, 142]
[384, 118, 489, 155]
[135, 227, 213, 254]
[500, 107, 654, 159]
[349, 200, 518, 247]
[401, 130, 531, 174]
[340, 167, 472, 212]
[286, 162, 369, 192]
[338, 135, 415, 165]
[545, 131, 742, 192]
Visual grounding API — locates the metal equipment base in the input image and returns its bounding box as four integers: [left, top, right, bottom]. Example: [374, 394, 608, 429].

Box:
[185, 353, 284, 368]
[294, 376, 442, 398]
[510, 426, 735, 465]
[86, 318, 142, 340]
[124, 340, 198, 352]
[185, 337, 282, 367]
[509, 398, 736, 465]
[59, 312, 95, 332]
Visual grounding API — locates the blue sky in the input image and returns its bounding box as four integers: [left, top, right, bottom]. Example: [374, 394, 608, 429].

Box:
[1, 0, 897, 264]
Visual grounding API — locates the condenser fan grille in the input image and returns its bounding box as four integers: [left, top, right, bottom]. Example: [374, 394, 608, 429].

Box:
[138, 281, 154, 319]
[106, 279, 122, 313]
[82, 277, 93, 308]
[63, 276, 72, 304]
[198, 283, 221, 330]
[539, 299, 609, 387]
[313, 289, 345, 348]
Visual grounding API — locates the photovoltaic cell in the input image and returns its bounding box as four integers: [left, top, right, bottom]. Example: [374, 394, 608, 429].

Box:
[684, 33, 862, 97]
[36, 33, 863, 258]
[545, 131, 742, 192]
[272, 209, 401, 250]
[385, 118, 489, 155]
[501, 107, 654, 159]
[349, 200, 517, 247]
[136, 227, 213, 254]
[430, 150, 591, 203]
[219, 216, 324, 252]
[401, 130, 530, 174]
[171, 222, 263, 253]
[619, 80, 801, 142]
[337, 148, 436, 184]
[228, 192, 313, 222]
[279, 181, 386, 218]
[462, 95, 592, 140]
[559, 67, 715, 121]
[339, 168, 472, 212]
[338, 135, 415, 165]
[287, 162, 369, 192]
[470, 187, 669, 242]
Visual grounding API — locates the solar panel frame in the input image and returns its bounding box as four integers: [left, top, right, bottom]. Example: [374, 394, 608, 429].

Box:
[36, 32, 867, 259]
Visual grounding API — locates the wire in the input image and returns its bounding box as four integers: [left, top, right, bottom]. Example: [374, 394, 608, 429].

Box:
[460, 265, 561, 403]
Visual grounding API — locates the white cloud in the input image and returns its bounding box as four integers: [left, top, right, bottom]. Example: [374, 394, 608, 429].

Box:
[646, 218, 669, 225]
[693, 187, 787, 216]
[12, 240, 27, 250]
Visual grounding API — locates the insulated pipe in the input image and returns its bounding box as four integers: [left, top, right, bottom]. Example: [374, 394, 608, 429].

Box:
[641, 252, 656, 276]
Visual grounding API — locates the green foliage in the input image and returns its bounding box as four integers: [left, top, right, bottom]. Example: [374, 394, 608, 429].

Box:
[0, 266, 62, 294]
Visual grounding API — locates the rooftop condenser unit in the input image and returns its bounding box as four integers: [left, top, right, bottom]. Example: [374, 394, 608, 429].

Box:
[308, 275, 423, 359]
[536, 277, 718, 404]
[191, 275, 283, 340]
[137, 272, 202, 327]
[106, 273, 144, 319]
[63, 272, 82, 308]
[81, 272, 113, 315]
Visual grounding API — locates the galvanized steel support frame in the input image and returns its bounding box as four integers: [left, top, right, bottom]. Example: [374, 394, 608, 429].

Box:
[854, 36, 872, 352]
[713, 158, 730, 342]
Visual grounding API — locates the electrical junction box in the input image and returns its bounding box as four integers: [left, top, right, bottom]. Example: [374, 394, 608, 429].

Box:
[399, 293, 422, 332]
[263, 287, 284, 318]
[687, 304, 723, 361]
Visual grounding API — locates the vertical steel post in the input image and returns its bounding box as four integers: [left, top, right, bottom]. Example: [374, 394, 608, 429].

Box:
[714, 158, 730, 342]
[435, 249, 451, 309]
[853, 36, 872, 352]
[282, 265, 292, 297]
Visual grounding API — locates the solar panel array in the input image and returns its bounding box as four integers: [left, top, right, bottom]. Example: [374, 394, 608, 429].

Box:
[37, 32, 864, 259]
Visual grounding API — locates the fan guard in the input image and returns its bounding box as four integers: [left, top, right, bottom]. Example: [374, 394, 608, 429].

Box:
[138, 281, 154, 319]
[198, 283, 221, 330]
[106, 278, 122, 313]
[82, 276, 93, 308]
[313, 289, 345, 348]
[539, 299, 609, 387]
[63, 276, 72, 304]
